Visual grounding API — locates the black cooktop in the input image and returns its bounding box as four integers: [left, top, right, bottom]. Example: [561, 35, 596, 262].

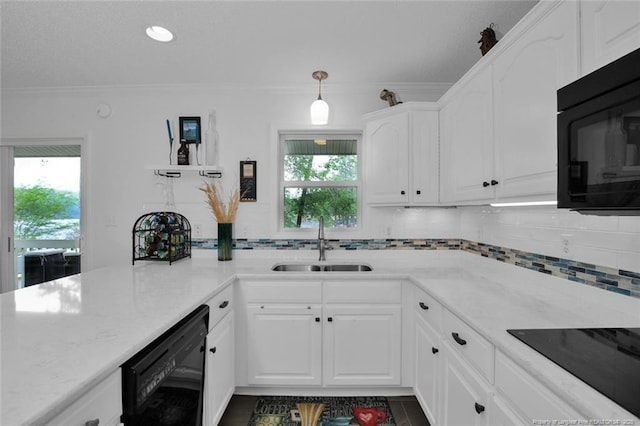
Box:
[507, 328, 640, 418]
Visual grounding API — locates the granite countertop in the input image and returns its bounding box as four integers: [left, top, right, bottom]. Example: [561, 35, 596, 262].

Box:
[1, 250, 639, 425]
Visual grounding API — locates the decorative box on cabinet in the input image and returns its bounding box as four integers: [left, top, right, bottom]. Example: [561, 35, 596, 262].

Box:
[363, 103, 439, 206]
[580, 0, 640, 76]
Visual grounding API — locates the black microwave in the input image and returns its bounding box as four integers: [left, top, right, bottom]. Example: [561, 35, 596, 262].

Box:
[557, 47, 640, 215]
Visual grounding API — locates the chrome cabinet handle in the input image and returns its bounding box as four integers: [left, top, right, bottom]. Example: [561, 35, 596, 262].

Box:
[474, 402, 485, 414]
[418, 302, 429, 310]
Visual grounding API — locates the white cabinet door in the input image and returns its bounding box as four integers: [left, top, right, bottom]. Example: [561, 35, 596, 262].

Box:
[414, 314, 441, 426]
[439, 65, 495, 204]
[441, 345, 491, 426]
[204, 314, 234, 426]
[247, 304, 322, 386]
[364, 111, 410, 204]
[48, 370, 122, 426]
[492, 1, 578, 201]
[323, 305, 402, 386]
[411, 110, 440, 204]
[487, 395, 527, 426]
[581, 0, 640, 76]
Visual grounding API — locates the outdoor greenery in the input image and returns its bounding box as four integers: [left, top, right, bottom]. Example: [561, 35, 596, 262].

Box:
[284, 154, 357, 228]
[14, 185, 79, 239]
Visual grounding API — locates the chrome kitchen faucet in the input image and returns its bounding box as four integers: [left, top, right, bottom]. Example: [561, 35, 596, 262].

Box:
[318, 216, 327, 261]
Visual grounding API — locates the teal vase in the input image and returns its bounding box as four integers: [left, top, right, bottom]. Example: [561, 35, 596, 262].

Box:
[217, 222, 233, 261]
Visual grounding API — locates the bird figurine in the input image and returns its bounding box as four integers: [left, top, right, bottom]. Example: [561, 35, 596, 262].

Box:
[380, 89, 402, 107]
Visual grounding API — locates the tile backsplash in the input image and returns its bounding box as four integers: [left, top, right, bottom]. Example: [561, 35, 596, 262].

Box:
[193, 235, 639, 299]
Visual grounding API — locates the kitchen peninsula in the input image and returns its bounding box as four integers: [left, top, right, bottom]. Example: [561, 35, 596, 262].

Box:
[2, 249, 639, 425]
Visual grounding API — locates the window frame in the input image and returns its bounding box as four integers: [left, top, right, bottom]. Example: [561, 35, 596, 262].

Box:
[277, 130, 363, 236]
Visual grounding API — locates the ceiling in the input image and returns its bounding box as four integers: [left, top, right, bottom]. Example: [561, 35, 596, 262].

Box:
[1, 1, 538, 90]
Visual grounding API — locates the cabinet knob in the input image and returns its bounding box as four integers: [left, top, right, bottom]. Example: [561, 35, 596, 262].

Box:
[474, 402, 485, 414]
[327, 317, 333, 322]
[482, 181, 490, 188]
[315, 317, 320, 322]
[490, 179, 499, 186]
[210, 347, 217, 354]
[219, 300, 229, 309]
[416, 190, 421, 195]
[400, 190, 406, 195]
[85, 420, 99, 426]
[431, 347, 439, 354]
[418, 302, 429, 310]
[452, 332, 467, 346]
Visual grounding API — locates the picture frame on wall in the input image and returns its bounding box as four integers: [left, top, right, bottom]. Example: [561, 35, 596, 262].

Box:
[179, 117, 201, 145]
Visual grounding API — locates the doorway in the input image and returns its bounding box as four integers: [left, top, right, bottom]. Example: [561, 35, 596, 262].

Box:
[0, 139, 85, 293]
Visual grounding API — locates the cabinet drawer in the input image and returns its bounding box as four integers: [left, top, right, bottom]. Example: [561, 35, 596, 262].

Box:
[414, 286, 442, 332]
[243, 280, 322, 303]
[49, 370, 122, 426]
[495, 350, 580, 421]
[207, 284, 233, 330]
[324, 280, 401, 304]
[443, 310, 494, 383]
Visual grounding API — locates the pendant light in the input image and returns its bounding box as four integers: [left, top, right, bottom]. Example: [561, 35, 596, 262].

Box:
[310, 71, 329, 125]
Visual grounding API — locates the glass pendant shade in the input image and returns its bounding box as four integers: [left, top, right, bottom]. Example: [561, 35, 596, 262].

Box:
[310, 98, 329, 125]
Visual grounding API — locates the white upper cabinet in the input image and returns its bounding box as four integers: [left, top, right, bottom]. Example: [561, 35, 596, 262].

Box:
[439, 1, 580, 204]
[581, 0, 640, 76]
[440, 64, 495, 204]
[363, 103, 439, 206]
[492, 0, 579, 201]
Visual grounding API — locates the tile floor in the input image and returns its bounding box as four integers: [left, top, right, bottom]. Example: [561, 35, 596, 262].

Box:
[218, 395, 430, 426]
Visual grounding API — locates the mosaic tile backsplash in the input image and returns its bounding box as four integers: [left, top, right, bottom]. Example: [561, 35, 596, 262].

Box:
[192, 238, 640, 299]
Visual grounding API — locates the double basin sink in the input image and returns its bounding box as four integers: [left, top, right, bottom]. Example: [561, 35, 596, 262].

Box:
[272, 263, 373, 272]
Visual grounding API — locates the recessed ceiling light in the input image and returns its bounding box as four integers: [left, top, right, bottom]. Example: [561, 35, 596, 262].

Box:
[145, 26, 174, 43]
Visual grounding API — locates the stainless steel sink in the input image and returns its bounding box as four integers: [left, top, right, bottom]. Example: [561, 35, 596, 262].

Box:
[271, 263, 372, 272]
[271, 264, 323, 272]
[322, 264, 372, 272]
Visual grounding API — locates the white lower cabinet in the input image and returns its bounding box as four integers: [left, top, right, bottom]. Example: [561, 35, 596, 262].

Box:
[441, 344, 492, 426]
[204, 313, 235, 426]
[48, 369, 122, 426]
[323, 305, 401, 386]
[494, 350, 581, 422]
[246, 304, 323, 386]
[239, 279, 402, 388]
[414, 314, 441, 425]
[487, 394, 528, 426]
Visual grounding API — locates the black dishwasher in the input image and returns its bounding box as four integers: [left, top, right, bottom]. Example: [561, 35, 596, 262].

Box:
[121, 305, 209, 426]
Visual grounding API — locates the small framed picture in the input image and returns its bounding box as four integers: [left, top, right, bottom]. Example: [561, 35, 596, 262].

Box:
[179, 117, 201, 145]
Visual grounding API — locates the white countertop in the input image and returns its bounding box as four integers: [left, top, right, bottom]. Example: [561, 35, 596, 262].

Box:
[2, 250, 639, 425]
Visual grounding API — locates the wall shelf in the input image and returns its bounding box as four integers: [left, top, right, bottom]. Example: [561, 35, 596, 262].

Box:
[147, 165, 223, 178]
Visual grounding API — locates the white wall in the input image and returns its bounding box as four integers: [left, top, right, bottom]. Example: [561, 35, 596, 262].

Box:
[1, 84, 457, 270]
[459, 205, 640, 272]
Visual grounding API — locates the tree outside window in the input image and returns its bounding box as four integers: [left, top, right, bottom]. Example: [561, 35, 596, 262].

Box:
[281, 135, 359, 230]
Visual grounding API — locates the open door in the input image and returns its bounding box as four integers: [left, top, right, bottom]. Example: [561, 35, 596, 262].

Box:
[0, 139, 84, 293]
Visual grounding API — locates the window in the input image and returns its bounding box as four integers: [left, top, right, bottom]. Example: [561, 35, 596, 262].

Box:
[279, 132, 360, 231]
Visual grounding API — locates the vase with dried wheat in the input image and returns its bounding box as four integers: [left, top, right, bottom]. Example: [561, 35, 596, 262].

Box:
[199, 182, 241, 261]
